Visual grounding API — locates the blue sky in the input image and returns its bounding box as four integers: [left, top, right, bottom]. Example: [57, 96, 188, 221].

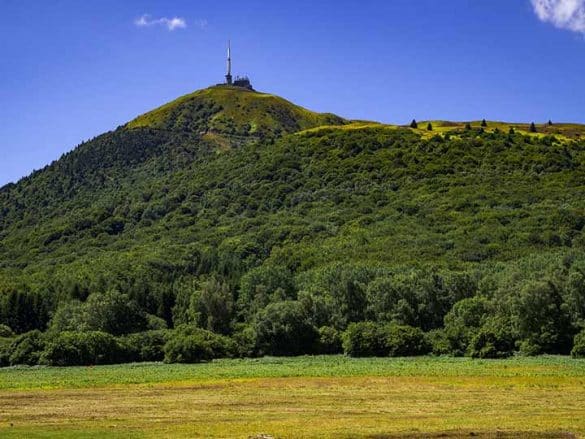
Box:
[1, 0, 585, 186]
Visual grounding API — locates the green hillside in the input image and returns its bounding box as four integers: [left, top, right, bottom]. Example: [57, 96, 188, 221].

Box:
[127, 86, 346, 147]
[2, 86, 585, 366]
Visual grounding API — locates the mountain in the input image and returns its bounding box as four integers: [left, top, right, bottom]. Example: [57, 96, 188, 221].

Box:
[1, 86, 585, 361]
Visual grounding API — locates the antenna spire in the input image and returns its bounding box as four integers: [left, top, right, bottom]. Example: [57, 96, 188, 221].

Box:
[226, 40, 233, 85]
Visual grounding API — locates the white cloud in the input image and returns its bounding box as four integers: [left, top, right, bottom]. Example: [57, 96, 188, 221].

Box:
[134, 14, 187, 31]
[531, 0, 585, 33]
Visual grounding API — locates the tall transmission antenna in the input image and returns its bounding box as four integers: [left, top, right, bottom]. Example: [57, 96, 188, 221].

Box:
[225, 40, 233, 85]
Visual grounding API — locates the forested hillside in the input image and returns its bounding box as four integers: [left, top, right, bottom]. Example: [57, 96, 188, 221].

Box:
[2, 86, 585, 366]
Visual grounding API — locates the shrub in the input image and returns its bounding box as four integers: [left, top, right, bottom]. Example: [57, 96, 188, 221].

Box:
[49, 291, 148, 336]
[239, 265, 295, 316]
[84, 290, 148, 336]
[118, 330, 170, 362]
[146, 314, 168, 331]
[443, 296, 491, 356]
[0, 337, 12, 367]
[515, 281, 573, 355]
[468, 319, 515, 359]
[481, 119, 488, 127]
[410, 119, 418, 129]
[40, 331, 123, 366]
[343, 322, 430, 357]
[427, 123, 433, 131]
[231, 324, 258, 358]
[425, 329, 451, 356]
[0, 324, 14, 338]
[163, 327, 234, 363]
[383, 323, 430, 357]
[530, 122, 537, 133]
[343, 322, 384, 357]
[571, 330, 585, 358]
[316, 326, 342, 354]
[254, 301, 318, 356]
[8, 330, 46, 366]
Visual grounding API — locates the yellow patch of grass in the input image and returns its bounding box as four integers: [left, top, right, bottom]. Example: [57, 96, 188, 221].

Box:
[1, 370, 584, 437]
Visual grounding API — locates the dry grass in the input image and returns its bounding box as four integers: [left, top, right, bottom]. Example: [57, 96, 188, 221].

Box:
[0, 356, 584, 438]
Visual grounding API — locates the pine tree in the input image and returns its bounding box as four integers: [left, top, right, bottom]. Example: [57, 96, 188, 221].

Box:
[481, 119, 488, 127]
[465, 123, 472, 131]
[410, 119, 418, 129]
[427, 122, 433, 131]
[548, 120, 553, 126]
[530, 122, 537, 133]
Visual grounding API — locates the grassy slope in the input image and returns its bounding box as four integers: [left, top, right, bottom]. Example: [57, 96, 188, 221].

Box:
[127, 86, 346, 136]
[0, 356, 583, 438]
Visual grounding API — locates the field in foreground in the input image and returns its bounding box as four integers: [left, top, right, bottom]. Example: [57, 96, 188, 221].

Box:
[0, 356, 584, 438]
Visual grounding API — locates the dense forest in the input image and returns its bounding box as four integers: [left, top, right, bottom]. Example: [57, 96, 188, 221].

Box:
[2, 86, 585, 366]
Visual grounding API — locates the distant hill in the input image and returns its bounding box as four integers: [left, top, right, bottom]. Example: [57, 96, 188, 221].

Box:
[1, 86, 585, 361]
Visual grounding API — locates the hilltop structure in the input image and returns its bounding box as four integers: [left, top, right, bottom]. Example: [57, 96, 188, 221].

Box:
[220, 41, 254, 90]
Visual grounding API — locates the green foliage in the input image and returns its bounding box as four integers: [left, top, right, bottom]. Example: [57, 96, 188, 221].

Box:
[315, 326, 343, 354]
[119, 330, 170, 362]
[0, 324, 13, 338]
[40, 331, 122, 366]
[468, 318, 516, 359]
[238, 265, 294, 319]
[410, 119, 418, 129]
[342, 322, 384, 357]
[163, 326, 234, 363]
[8, 330, 46, 366]
[49, 291, 147, 336]
[571, 329, 585, 358]
[342, 322, 429, 357]
[515, 281, 574, 355]
[443, 296, 491, 356]
[2, 87, 585, 365]
[383, 323, 430, 356]
[425, 329, 451, 356]
[254, 300, 318, 356]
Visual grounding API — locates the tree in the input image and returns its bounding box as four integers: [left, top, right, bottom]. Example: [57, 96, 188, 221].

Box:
[509, 127, 515, 135]
[465, 123, 472, 130]
[383, 323, 430, 357]
[410, 119, 418, 129]
[163, 327, 234, 363]
[468, 318, 515, 359]
[50, 291, 148, 336]
[427, 123, 433, 131]
[342, 321, 384, 357]
[515, 281, 574, 355]
[197, 278, 234, 334]
[40, 331, 123, 366]
[548, 120, 553, 126]
[443, 296, 491, 356]
[254, 300, 318, 356]
[481, 119, 488, 127]
[342, 322, 429, 357]
[571, 329, 585, 358]
[7, 330, 46, 366]
[315, 326, 342, 354]
[238, 265, 295, 318]
[530, 122, 537, 133]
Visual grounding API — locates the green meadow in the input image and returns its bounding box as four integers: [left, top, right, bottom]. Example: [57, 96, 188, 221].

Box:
[0, 356, 584, 438]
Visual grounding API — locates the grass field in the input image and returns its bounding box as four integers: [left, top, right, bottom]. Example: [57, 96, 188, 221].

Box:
[0, 356, 584, 438]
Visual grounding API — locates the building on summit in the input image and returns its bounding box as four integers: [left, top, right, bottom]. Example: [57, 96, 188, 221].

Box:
[222, 41, 254, 90]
